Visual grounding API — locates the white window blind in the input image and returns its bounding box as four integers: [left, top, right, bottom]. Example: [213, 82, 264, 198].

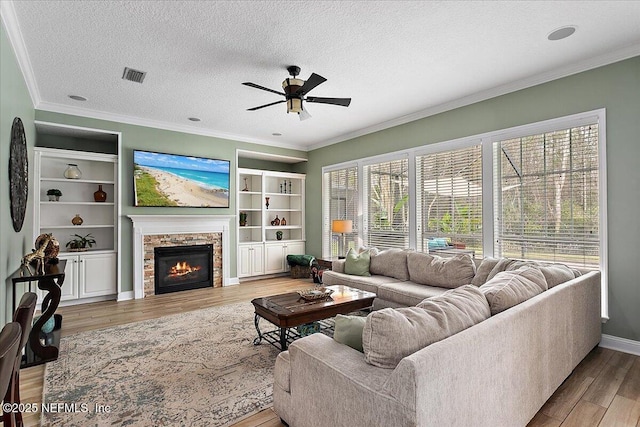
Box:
[494, 124, 599, 268]
[416, 145, 483, 255]
[323, 167, 358, 257]
[363, 158, 409, 249]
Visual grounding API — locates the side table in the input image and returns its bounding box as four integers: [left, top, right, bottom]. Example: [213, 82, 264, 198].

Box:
[315, 257, 339, 270]
[11, 260, 66, 368]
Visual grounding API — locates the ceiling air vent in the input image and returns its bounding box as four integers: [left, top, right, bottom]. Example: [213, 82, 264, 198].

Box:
[122, 67, 146, 83]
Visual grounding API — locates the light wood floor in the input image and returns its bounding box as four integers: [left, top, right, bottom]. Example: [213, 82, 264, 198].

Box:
[8, 276, 640, 427]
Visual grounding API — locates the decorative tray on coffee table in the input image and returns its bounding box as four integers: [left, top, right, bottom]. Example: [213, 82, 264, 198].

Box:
[297, 287, 334, 301]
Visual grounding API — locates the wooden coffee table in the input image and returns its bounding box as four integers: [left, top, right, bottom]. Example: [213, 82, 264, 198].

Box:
[251, 285, 376, 351]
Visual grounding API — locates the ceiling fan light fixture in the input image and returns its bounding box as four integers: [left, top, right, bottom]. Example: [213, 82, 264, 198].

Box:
[286, 97, 303, 114]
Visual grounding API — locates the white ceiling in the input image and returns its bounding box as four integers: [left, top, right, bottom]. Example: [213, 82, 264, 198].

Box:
[3, 1, 640, 151]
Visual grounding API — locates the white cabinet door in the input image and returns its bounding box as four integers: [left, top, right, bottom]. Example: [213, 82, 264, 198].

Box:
[238, 245, 253, 278]
[252, 244, 264, 275]
[239, 244, 265, 277]
[78, 253, 117, 298]
[264, 243, 286, 274]
[57, 254, 79, 301]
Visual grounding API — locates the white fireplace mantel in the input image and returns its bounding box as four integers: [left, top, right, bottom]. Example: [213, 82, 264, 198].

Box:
[128, 215, 234, 299]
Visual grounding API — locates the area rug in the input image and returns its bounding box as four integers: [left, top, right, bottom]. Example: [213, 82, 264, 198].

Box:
[42, 302, 280, 427]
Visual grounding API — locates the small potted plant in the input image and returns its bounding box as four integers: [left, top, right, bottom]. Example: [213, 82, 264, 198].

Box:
[46, 189, 62, 201]
[239, 211, 248, 226]
[65, 233, 96, 252]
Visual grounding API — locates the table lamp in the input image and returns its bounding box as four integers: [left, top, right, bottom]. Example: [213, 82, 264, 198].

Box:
[332, 219, 353, 259]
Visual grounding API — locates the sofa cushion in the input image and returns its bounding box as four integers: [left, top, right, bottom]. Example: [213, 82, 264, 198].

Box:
[369, 248, 410, 281]
[376, 281, 449, 307]
[344, 248, 371, 276]
[321, 270, 404, 294]
[480, 267, 548, 315]
[470, 257, 501, 287]
[333, 314, 366, 352]
[362, 285, 490, 368]
[504, 261, 576, 289]
[485, 258, 518, 281]
[407, 252, 476, 289]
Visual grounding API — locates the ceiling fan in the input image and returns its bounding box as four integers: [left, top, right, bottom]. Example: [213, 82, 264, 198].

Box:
[242, 66, 351, 120]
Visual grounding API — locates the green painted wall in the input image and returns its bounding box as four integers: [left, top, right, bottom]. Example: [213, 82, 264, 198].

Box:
[1, 24, 36, 324]
[33, 110, 308, 295]
[306, 56, 640, 342]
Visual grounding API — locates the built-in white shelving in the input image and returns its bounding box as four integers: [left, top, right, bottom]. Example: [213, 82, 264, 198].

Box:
[237, 168, 305, 278]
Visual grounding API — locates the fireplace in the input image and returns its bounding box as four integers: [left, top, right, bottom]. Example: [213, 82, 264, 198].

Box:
[154, 244, 213, 294]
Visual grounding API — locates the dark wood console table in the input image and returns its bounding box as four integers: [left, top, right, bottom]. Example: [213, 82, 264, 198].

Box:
[11, 260, 66, 368]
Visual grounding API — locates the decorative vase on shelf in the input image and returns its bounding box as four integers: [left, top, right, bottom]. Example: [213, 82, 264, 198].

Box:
[239, 211, 247, 226]
[276, 231, 283, 241]
[71, 214, 83, 226]
[281, 217, 286, 226]
[93, 185, 107, 202]
[265, 197, 270, 209]
[271, 215, 280, 226]
[64, 164, 82, 179]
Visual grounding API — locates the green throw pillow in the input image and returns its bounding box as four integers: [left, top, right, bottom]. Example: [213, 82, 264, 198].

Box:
[344, 248, 371, 276]
[334, 314, 366, 352]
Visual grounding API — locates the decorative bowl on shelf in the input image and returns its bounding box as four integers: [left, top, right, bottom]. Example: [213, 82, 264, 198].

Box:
[297, 287, 334, 301]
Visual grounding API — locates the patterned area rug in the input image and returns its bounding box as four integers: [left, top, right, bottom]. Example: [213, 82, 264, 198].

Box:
[42, 302, 279, 426]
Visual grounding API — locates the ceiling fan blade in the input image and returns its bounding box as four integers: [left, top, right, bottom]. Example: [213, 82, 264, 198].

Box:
[247, 100, 286, 111]
[242, 82, 286, 96]
[305, 97, 351, 107]
[296, 73, 327, 95]
[299, 108, 312, 121]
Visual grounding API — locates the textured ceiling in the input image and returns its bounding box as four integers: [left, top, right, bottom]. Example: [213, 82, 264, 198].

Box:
[3, 1, 640, 150]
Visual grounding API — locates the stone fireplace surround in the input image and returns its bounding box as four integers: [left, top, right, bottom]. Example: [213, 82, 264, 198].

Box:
[129, 215, 233, 299]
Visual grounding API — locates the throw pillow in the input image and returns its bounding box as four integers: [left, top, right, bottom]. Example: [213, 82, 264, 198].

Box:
[344, 248, 371, 276]
[369, 248, 410, 280]
[480, 266, 548, 315]
[502, 260, 577, 288]
[407, 252, 476, 288]
[362, 285, 490, 369]
[470, 257, 500, 287]
[333, 314, 366, 352]
[537, 264, 576, 288]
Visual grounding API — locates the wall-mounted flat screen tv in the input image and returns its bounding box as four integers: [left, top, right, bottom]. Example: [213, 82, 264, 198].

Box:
[133, 149, 230, 207]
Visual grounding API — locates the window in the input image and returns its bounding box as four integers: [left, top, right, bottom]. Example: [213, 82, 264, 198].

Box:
[322, 166, 358, 257]
[493, 125, 600, 268]
[416, 145, 483, 255]
[363, 158, 409, 249]
[322, 110, 606, 316]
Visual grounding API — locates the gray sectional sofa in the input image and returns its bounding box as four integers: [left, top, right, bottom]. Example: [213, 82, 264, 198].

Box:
[273, 249, 602, 427]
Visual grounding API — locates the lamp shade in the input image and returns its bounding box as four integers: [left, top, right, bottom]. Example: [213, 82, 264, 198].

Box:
[332, 219, 353, 234]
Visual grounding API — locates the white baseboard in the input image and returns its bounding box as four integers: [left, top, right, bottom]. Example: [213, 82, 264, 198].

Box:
[600, 334, 640, 356]
[117, 291, 134, 301]
[225, 277, 240, 286]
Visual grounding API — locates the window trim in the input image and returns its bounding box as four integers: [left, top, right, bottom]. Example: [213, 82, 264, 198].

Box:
[321, 108, 607, 319]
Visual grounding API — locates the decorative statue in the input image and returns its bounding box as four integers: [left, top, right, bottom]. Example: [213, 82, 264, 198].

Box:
[21, 233, 52, 276]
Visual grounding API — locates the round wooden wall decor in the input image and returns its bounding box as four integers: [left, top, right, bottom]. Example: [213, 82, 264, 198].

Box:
[9, 117, 28, 232]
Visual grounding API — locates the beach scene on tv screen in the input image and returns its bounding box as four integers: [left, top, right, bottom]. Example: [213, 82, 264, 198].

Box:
[134, 150, 230, 207]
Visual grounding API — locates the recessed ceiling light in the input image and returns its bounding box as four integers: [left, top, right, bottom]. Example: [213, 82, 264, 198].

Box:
[547, 26, 576, 41]
[188, 117, 201, 122]
[68, 95, 87, 101]
[272, 133, 282, 136]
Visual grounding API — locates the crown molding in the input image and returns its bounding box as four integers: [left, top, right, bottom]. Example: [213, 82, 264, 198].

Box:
[35, 101, 304, 151]
[1, 0, 40, 107]
[308, 43, 640, 151]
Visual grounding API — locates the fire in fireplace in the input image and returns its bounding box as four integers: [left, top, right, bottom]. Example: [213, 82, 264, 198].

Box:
[154, 244, 213, 294]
